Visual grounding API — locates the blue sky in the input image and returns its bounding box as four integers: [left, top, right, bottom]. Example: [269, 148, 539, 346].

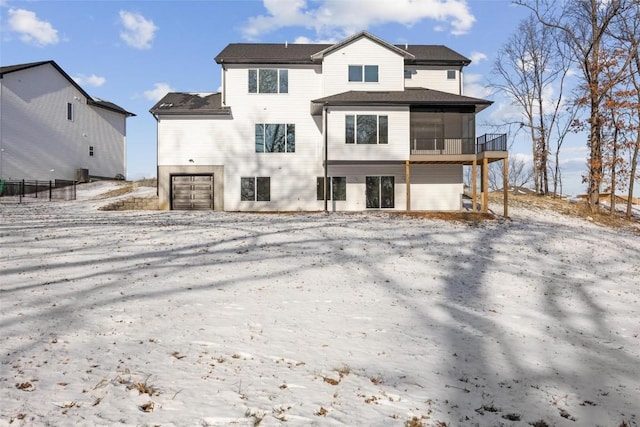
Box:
[1, 0, 601, 196]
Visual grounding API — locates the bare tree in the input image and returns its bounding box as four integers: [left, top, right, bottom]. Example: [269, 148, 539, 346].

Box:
[490, 15, 574, 195]
[517, 0, 639, 212]
[488, 156, 534, 191]
[611, 5, 640, 218]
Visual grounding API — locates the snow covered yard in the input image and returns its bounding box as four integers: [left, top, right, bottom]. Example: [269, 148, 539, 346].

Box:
[1, 188, 639, 426]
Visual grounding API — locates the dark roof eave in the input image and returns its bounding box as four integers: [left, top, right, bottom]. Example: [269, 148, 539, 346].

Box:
[215, 58, 315, 65]
[408, 60, 471, 66]
[90, 100, 136, 117]
[311, 100, 492, 112]
[2, 60, 135, 117]
[149, 109, 231, 116]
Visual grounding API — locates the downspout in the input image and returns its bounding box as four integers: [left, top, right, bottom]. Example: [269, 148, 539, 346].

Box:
[323, 104, 328, 212]
[151, 112, 159, 196]
[221, 63, 226, 106]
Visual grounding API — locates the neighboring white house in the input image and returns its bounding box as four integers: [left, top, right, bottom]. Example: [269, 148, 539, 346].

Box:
[0, 60, 135, 182]
[150, 31, 507, 212]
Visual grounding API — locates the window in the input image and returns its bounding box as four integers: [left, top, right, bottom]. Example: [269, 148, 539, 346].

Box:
[366, 176, 394, 208]
[316, 177, 346, 201]
[348, 65, 378, 82]
[67, 102, 73, 121]
[345, 115, 388, 144]
[249, 69, 288, 93]
[404, 69, 413, 79]
[447, 70, 456, 80]
[255, 124, 295, 152]
[241, 177, 270, 201]
[89, 146, 94, 157]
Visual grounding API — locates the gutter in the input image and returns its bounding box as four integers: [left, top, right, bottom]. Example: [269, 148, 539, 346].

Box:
[323, 104, 328, 212]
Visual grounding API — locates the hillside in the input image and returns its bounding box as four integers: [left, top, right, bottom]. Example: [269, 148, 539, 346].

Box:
[0, 183, 638, 426]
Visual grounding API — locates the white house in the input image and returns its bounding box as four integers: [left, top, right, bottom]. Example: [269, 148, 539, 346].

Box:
[150, 31, 507, 212]
[0, 60, 135, 182]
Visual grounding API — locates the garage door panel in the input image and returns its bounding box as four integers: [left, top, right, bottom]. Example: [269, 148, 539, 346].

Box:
[172, 175, 213, 210]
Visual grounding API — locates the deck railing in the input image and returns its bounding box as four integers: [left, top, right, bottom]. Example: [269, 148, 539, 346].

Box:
[411, 138, 476, 155]
[410, 134, 507, 155]
[477, 134, 507, 153]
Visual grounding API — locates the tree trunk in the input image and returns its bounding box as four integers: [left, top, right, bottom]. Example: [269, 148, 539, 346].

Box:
[627, 134, 639, 219]
[610, 127, 618, 215]
[588, 107, 602, 211]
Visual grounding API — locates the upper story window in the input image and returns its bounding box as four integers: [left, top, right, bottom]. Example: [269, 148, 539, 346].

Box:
[345, 115, 388, 144]
[249, 69, 288, 93]
[447, 70, 456, 80]
[67, 102, 74, 121]
[348, 65, 378, 82]
[89, 146, 94, 157]
[255, 123, 295, 152]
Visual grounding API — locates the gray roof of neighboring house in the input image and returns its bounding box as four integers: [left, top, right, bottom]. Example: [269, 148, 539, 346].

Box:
[215, 31, 470, 66]
[312, 87, 492, 111]
[149, 92, 230, 115]
[0, 60, 136, 117]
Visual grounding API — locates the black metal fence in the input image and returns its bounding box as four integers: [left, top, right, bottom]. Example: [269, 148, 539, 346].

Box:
[0, 179, 77, 202]
[477, 134, 507, 153]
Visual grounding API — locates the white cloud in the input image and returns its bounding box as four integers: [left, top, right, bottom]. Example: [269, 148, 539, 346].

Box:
[7, 8, 59, 46]
[293, 35, 339, 44]
[144, 83, 173, 102]
[243, 0, 475, 40]
[463, 73, 492, 99]
[469, 51, 487, 64]
[119, 10, 157, 49]
[73, 74, 106, 88]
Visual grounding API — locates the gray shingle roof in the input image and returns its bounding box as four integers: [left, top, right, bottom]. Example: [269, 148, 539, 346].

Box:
[312, 87, 491, 111]
[214, 32, 470, 66]
[1, 60, 135, 117]
[149, 92, 230, 115]
[310, 31, 414, 61]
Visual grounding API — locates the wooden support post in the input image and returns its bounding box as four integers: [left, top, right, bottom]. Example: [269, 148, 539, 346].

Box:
[472, 159, 477, 212]
[482, 158, 489, 213]
[405, 160, 411, 211]
[503, 157, 509, 217]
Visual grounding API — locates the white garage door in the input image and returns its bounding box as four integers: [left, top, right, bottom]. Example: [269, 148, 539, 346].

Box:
[171, 175, 213, 210]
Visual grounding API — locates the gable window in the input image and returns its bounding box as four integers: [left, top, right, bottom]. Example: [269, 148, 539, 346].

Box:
[348, 65, 378, 82]
[89, 146, 94, 157]
[67, 102, 74, 121]
[255, 124, 295, 152]
[345, 115, 388, 144]
[249, 69, 288, 93]
[447, 70, 456, 80]
[316, 177, 347, 201]
[241, 177, 270, 201]
[366, 176, 394, 208]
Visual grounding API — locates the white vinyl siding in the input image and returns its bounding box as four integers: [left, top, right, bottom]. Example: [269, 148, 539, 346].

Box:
[327, 106, 409, 161]
[0, 63, 127, 181]
[403, 66, 462, 95]
[324, 164, 463, 211]
[322, 37, 404, 96]
[156, 35, 474, 212]
[156, 67, 324, 212]
[407, 164, 463, 210]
